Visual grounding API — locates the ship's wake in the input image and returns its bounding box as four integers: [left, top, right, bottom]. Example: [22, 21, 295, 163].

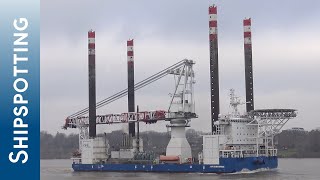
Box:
[227, 168, 277, 175]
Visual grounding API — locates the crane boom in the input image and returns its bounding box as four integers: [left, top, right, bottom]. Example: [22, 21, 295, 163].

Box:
[68, 59, 188, 119]
[63, 111, 197, 129]
[63, 59, 197, 132]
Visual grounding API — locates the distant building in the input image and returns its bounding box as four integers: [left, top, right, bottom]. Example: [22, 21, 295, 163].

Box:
[291, 127, 305, 131]
[284, 127, 306, 132]
[313, 127, 320, 131]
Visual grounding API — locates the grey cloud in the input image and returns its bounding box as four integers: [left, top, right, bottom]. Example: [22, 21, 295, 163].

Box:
[41, 0, 320, 134]
[41, 0, 320, 42]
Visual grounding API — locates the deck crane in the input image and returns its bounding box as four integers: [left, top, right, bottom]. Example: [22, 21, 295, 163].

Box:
[65, 59, 191, 120]
[63, 59, 197, 148]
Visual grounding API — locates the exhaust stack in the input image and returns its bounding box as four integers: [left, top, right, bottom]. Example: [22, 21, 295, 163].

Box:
[243, 18, 254, 112]
[88, 30, 96, 138]
[209, 5, 220, 134]
[127, 39, 135, 137]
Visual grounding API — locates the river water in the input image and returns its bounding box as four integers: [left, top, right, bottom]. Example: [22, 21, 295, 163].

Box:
[41, 159, 320, 180]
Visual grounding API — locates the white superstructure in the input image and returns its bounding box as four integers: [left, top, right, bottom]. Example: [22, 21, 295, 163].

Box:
[81, 136, 109, 164]
[201, 89, 297, 164]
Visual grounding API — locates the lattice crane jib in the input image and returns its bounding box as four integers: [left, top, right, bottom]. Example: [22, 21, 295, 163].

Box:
[63, 59, 197, 130]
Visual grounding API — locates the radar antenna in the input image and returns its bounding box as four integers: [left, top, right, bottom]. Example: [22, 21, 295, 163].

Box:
[229, 89, 245, 116]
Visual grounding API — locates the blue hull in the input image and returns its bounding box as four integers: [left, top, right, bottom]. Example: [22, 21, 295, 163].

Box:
[72, 156, 277, 173]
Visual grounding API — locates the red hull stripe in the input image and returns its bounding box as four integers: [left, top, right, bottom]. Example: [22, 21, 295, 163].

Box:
[88, 43, 95, 49]
[209, 6, 217, 14]
[209, 21, 217, 28]
[209, 34, 217, 40]
[244, 32, 251, 38]
[127, 40, 134, 46]
[127, 51, 134, 56]
[88, 31, 95, 38]
[244, 44, 252, 49]
[243, 19, 251, 26]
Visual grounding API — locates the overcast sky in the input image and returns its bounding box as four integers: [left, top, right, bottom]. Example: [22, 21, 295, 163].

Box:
[41, 0, 320, 134]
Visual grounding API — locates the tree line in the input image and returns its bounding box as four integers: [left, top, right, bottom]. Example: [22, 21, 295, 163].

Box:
[40, 129, 320, 159]
[276, 130, 320, 158]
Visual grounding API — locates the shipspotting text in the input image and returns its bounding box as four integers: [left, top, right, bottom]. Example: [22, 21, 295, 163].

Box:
[9, 18, 29, 164]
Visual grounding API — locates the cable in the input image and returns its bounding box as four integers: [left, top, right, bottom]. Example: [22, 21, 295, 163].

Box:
[68, 60, 187, 118]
